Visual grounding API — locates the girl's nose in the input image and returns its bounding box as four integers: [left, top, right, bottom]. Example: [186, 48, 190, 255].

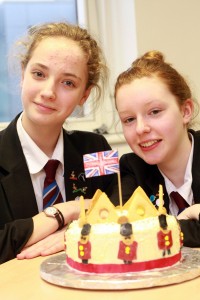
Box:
[136, 117, 150, 134]
[41, 80, 56, 100]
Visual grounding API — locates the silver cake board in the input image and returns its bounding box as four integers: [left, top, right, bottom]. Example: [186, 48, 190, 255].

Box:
[40, 247, 200, 290]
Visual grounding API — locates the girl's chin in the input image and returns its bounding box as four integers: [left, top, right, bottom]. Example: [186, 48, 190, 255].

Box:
[141, 155, 161, 165]
[133, 149, 162, 165]
[143, 160, 158, 165]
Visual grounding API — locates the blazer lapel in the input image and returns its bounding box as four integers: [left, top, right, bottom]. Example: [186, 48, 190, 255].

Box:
[63, 130, 86, 199]
[191, 130, 200, 202]
[0, 115, 38, 218]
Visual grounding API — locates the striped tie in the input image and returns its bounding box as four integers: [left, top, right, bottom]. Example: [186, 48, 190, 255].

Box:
[43, 159, 63, 209]
[170, 191, 189, 215]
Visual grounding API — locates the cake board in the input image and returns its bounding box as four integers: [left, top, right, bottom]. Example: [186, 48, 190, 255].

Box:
[40, 247, 200, 290]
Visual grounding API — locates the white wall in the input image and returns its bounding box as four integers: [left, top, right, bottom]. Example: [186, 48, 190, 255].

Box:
[135, 0, 200, 128]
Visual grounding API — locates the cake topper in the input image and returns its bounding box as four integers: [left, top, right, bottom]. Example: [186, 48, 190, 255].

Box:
[118, 222, 138, 264]
[78, 223, 92, 264]
[83, 150, 122, 207]
[79, 150, 167, 226]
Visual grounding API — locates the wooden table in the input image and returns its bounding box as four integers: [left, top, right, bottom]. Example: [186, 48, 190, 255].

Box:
[1, 251, 200, 300]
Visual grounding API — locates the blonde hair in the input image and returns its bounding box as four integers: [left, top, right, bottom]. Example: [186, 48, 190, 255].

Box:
[12, 22, 108, 105]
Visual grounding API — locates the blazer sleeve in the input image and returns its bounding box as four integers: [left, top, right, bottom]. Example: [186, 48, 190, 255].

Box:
[179, 218, 200, 247]
[0, 218, 33, 264]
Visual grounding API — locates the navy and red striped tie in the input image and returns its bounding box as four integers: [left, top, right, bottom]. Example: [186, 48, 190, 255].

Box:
[43, 159, 63, 209]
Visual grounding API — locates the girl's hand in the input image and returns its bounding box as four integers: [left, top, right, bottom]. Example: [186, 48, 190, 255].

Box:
[17, 227, 66, 259]
[177, 204, 200, 220]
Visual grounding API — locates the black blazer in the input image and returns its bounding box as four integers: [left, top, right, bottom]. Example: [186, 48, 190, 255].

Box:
[0, 114, 117, 263]
[111, 129, 200, 247]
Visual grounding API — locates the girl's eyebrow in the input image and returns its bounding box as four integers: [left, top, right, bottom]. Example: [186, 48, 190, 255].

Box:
[63, 72, 82, 81]
[118, 110, 133, 115]
[31, 63, 82, 81]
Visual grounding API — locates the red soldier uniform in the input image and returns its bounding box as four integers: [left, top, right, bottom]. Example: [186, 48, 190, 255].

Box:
[157, 230, 173, 256]
[78, 241, 91, 261]
[118, 240, 138, 263]
[78, 223, 92, 264]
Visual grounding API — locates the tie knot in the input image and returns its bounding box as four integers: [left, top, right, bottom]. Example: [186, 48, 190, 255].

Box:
[44, 159, 60, 181]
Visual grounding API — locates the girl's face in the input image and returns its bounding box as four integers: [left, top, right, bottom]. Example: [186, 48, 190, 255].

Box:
[21, 37, 91, 131]
[116, 76, 193, 167]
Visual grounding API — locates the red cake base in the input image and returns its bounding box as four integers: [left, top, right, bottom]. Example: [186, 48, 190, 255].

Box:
[66, 252, 181, 273]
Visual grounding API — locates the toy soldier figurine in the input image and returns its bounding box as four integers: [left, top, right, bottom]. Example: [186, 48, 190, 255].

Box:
[157, 214, 173, 256]
[78, 223, 91, 264]
[118, 222, 138, 264]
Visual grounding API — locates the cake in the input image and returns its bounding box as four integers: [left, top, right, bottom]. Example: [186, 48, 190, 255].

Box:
[64, 186, 183, 273]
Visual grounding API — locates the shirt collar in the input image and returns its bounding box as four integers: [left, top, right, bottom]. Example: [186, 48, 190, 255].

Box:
[160, 133, 194, 202]
[17, 113, 64, 174]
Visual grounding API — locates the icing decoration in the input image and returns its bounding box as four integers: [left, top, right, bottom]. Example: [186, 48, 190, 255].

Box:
[65, 186, 183, 274]
[78, 224, 91, 264]
[66, 253, 181, 273]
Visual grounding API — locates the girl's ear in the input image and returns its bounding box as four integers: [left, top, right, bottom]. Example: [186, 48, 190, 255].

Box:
[182, 98, 194, 124]
[79, 86, 93, 106]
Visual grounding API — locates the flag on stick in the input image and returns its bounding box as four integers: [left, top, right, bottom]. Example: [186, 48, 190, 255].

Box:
[83, 150, 119, 178]
[158, 184, 164, 214]
[83, 150, 123, 208]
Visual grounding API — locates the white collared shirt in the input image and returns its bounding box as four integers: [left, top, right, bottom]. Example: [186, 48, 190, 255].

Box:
[17, 113, 66, 212]
[160, 133, 194, 215]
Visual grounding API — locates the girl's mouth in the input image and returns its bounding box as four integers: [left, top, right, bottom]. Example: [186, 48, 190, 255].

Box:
[139, 139, 161, 150]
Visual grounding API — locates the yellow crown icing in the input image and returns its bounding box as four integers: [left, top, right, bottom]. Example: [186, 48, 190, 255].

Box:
[79, 185, 166, 226]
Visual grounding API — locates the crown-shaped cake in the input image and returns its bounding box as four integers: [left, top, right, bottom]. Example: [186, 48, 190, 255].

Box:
[78, 185, 167, 226]
[65, 185, 183, 274]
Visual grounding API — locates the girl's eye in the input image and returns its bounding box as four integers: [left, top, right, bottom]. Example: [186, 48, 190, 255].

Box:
[124, 117, 135, 124]
[63, 80, 75, 87]
[32, 71, 44, 78]
[150, 109, 161, 115]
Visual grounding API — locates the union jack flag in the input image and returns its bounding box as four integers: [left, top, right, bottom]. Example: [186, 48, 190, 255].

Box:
[83, 150, 119, 178]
